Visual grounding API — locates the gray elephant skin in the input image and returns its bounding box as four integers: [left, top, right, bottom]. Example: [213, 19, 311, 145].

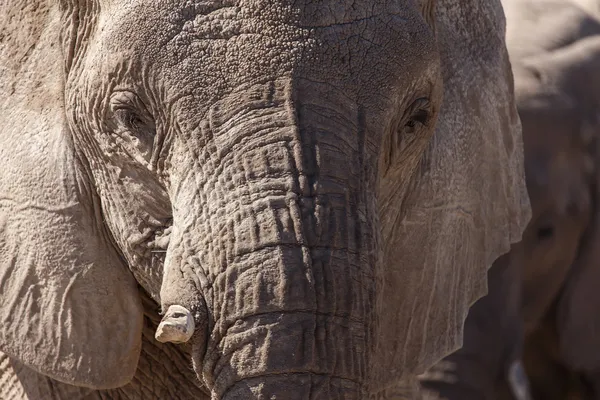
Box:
[420, 1, 600, 399]
[0, 1, 529, 399]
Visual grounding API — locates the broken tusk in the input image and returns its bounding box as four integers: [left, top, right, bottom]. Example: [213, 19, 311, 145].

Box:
[155, 305, 195, 344]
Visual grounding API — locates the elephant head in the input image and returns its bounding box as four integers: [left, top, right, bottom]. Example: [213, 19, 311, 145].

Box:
[0, 0, 529, 398]
[511, 35, 600, 399]
[499, 3, 600, 390]
[512, 37, 600, 333]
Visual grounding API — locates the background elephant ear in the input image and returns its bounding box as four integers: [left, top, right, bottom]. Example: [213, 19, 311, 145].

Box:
[0, 4, 143, 389]
[375, 0, 530, 379]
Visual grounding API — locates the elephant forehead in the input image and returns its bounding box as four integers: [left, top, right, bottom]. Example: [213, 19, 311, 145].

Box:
[99, 0, 424, 36]
[91, 0, 437, 102]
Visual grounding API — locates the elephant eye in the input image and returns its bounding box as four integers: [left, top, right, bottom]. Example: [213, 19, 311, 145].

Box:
[404, 107, 430, 134]
[394, 98, 432, 151]
[109, 92, 156, 164]
[381, 97, 434, 174]
[114, 108, 146, 132]
[537, 224, 554, 240]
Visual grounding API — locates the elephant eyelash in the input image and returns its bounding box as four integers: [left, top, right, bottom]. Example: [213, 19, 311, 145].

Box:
[109, 91, 156, 135]
[403, 98, 432, 132]
[397, 99, 432, 144]
[405, 109, 430, 129]
[113, 107, 154, 134]
[124, 112, 144, 130]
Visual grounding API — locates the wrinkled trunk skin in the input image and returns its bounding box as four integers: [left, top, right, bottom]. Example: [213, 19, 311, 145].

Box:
[162, 79, 379, 399]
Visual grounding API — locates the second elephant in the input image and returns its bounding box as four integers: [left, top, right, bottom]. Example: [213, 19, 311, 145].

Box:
[420, 1, 600, 399]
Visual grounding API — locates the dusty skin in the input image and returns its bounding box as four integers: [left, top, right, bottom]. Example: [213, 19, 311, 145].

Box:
[0, 0, 528, 399]
[421, 0, 600, 398]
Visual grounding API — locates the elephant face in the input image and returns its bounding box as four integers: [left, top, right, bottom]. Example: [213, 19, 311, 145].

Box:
[417, 0, 600, 395]
[518, 98, 594, 331]
[67, 2, 442, 397]
[420, 14, 600, 396]
[499, 35, 600, 396]
[511, 34, 600, 331]
[0, 0, 529, 398]
[72, 1, 441, 292]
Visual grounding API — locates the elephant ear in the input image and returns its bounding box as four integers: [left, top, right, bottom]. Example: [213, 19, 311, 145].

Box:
[0, 3, 143, 389]
[375, 0, 530, 380]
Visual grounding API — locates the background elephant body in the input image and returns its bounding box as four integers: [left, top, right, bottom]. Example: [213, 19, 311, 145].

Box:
[0, 0, 528, 399]
[421, 1, 600, 398]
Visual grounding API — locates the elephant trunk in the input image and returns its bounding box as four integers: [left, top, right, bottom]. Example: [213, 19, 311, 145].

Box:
[220, 371, 363, 399]
[206, 239, 373, 399]
[161, 79, 380, 398]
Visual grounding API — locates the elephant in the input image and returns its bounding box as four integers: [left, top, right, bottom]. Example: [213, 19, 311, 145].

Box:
[0, 0, 529, 399]
[419, 1, 600, 399]
[572, 0, 600, 19]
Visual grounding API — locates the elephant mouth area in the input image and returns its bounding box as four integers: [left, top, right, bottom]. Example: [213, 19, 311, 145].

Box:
[126, 218, 173, 256]
[124, 218, 173, 274]
[146, 221, 172, 254]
